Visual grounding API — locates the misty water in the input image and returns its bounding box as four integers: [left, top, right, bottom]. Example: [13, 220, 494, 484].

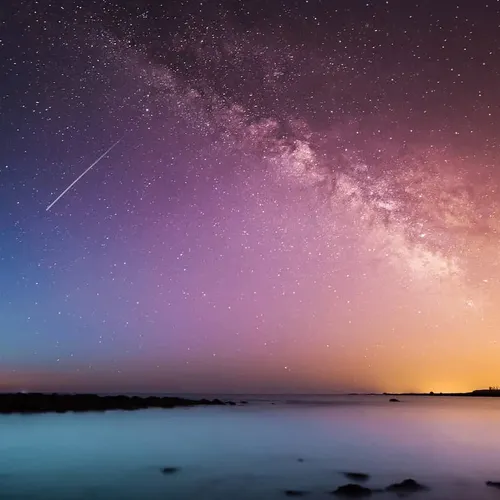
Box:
[1, 395, 500, 499]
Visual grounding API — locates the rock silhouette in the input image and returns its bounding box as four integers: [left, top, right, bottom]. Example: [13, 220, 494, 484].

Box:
[486, 481, 500, 489]
[343, 472, 370, 482]
[386, 478, 428, 492]
[284, 490, 309, 496]
[161, 467, 180, 475]
[331, 483, 373, 497]
[0, 392, 227, 414]
[389, 398, 400, 402]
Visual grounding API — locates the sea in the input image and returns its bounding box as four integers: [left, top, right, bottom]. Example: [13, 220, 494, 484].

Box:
[1, 394, 499, 499]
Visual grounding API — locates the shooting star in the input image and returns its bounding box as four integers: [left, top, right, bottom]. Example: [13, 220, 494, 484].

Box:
[46, 137, 123, 212]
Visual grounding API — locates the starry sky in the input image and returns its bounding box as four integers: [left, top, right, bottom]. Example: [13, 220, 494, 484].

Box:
[1, 0, 500, 394]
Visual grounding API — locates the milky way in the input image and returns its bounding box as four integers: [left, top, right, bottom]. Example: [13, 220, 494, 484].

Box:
[1, 0, 499, 393]
[100, 14, 500, 295]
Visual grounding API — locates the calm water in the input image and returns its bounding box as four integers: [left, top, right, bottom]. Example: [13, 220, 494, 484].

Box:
[1, 395, 499, 499]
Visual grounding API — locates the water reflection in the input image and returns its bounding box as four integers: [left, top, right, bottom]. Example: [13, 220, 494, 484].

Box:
[0, 396, 499, 499]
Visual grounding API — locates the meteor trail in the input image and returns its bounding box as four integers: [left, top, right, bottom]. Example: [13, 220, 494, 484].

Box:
[46, 138, 123, 212]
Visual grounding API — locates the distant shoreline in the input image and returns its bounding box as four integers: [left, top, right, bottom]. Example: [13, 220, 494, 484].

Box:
[379, 389, 500, 398]
[0, 392, 230, 414]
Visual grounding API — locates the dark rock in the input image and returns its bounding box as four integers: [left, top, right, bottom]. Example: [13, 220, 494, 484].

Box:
[0, 393, 228, 414]
[344, 472, 370, 482]
[389, 398, 400, 402]
[284, 490, 308, 497]
[161, 467, 180, 475]
[386, 479, 428, 492]
[486, 481, 500, 489]
[331, 484, 373, 497]
[241, 400, 249, 404]
[297, 458, 305, 462]
[227, 401, 237, 406]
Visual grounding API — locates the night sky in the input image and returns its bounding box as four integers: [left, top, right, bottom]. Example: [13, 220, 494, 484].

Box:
[1, 0, 499, 394]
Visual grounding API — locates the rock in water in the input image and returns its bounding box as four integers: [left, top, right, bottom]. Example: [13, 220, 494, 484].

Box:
[343, 472, 370, 482]
[161, 467, 180, 474]
[389, 398, 400, 402]
[331, 483, 373, 497]
[486, 481, 500, 489]
[284, 490, 308, 496]
[386, 478, 428, 492]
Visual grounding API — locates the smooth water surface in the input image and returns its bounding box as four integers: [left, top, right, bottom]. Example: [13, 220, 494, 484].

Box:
[1, 395, 499, 499]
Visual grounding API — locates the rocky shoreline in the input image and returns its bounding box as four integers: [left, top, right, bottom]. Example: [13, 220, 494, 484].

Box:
[0, 392, 228, 414]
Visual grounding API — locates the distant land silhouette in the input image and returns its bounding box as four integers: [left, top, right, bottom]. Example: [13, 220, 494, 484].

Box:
[383, 388, 500, 398]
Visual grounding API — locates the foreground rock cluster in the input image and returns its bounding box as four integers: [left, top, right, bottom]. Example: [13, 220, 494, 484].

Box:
[156, 464, 500, 497]
[278, 468, 500, 497]
[327, 475, 429, 497]
[0, 392, 227, 414]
